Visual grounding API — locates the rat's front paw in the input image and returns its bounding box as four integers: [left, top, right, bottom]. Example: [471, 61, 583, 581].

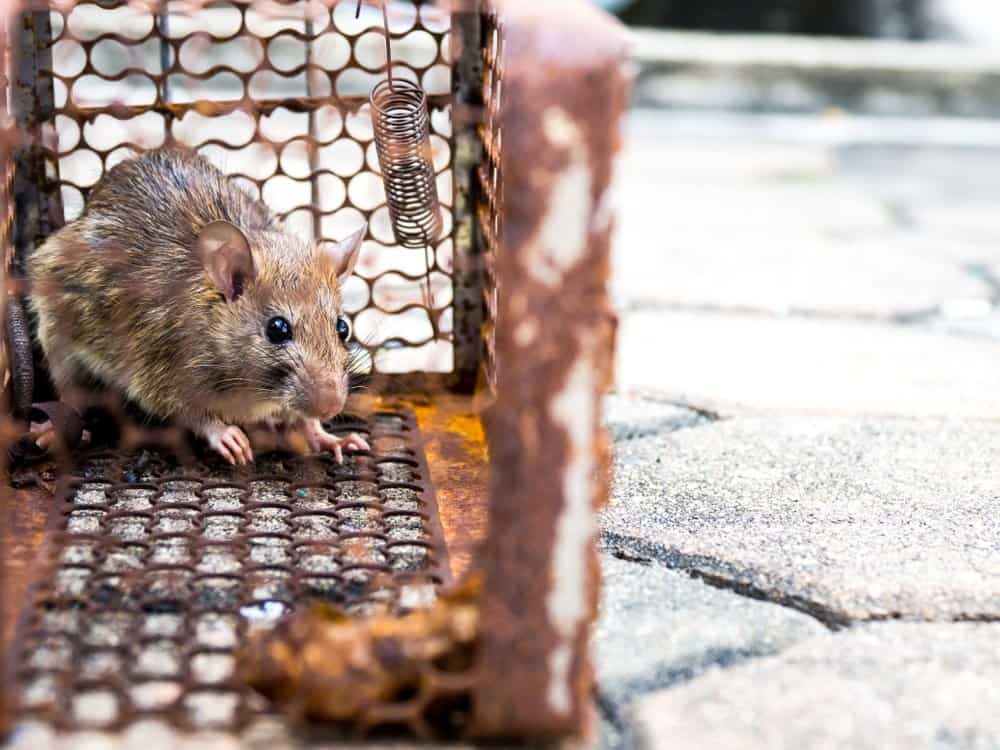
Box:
[299, 418, 370, 463]
[204, 422, 253, 466]
[27, 419, 91, 453]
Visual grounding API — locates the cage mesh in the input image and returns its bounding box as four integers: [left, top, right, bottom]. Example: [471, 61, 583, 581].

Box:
[11, 408, 451, 733]
[2, 0, 502, 741]
[35, 0, 456, 375]
[478, 5, 499, 394]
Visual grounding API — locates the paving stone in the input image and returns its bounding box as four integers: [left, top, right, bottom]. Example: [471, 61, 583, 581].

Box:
[633, 622, 1000, 750]
[617, 309, 1000, 418]
[614, 113, 996, 318]
[596, 717, 626, 750]
[613, 227, 990, 318]
[603, 394, 707, 442]
[603, 418, 1000, 623]
[593, 554, 826, 749]
[929, 309, 1000, 342]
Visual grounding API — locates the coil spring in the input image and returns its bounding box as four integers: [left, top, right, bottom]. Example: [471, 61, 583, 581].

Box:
[371, 78, 443, 250]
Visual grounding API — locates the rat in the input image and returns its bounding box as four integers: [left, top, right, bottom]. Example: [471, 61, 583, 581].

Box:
[27, 147, 370, 465]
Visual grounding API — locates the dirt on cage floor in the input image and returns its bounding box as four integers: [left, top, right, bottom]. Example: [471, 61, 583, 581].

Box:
[0, 393, 490, 737]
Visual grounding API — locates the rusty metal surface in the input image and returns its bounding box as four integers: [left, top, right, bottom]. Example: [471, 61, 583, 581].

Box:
[242, 574, 479, 739]
[476, 4, 498, 397]
[405, 394, 489, 581]
[16, 0, 458, 377]
[1, 484, 52, 654]
[472, 0, 629, 739]
[1, 7, 17, 735]
[8, 408, 450, 733]
[12, 7, 63, 281]
[449, 0, 485, 394]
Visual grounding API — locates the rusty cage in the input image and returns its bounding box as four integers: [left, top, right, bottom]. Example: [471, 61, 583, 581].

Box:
[0, 0, 629, 743]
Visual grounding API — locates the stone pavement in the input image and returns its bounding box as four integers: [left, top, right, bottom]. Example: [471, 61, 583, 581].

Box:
[596, 108, 1000, 749]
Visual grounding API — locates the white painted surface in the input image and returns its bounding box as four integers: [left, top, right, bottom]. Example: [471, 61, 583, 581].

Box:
[530, 109, 593, 289]
[546, 352, 598, 714]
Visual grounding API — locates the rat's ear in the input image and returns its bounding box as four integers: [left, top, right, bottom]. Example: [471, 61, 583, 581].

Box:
[319, 226, 365, 284]
[196, 221, 255, 302]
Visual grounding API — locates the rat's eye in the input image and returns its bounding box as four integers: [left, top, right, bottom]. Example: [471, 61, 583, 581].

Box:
[336, 317, 352, 343]
[266, 316, 293, 344]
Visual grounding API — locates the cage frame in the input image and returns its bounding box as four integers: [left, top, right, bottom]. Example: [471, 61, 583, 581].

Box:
[0, 0, 630, 741]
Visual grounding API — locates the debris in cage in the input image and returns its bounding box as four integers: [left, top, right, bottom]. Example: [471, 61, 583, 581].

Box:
[240, 573, 480, 734]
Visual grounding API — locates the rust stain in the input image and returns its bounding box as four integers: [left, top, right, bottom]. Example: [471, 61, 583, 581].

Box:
[240, 573, 481, 738]
[471, 0, 629, 739]
[2, 483, 52, 652]
[375, 393, 491, 583]
[0, 394, 493, 662]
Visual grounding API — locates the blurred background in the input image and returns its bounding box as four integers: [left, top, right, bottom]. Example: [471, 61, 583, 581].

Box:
[596, 0, 999, 40]
[598, 0, 1000, 413]
[593, 5, 1000, 747]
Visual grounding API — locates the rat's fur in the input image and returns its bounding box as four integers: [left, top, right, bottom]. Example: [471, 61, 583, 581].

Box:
[28, 148, 363, 459]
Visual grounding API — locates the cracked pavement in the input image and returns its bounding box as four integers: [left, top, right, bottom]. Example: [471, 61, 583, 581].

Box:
[596, 109, 1000, 749]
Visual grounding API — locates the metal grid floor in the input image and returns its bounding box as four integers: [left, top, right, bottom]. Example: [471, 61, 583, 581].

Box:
[10, 408, 448, 732]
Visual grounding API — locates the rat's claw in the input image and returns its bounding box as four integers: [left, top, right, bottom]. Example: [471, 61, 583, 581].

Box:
[299, 419, 370, 464]
[340, 432, 370, 454]
[29, 418, 54, 450]
[30, 420, 92, 453]
[206, 424, 253, 466]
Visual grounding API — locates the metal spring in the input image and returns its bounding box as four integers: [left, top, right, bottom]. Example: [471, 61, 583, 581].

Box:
[371, 77, 443, 250]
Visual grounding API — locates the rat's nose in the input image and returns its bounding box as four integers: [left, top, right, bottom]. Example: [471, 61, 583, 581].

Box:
[313, 380, 347, 419]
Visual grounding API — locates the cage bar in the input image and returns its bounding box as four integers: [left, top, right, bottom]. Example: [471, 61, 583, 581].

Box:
[473, 0, 629, 737]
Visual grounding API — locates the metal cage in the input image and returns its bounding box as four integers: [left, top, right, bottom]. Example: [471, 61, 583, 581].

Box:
[0, 0, 630, 742]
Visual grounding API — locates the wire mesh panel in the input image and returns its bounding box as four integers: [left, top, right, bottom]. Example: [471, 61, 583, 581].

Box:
[27, 0, 458, 377]
[478, 5, 500, 395]
[11, 408, 449, 733]
[0, 13, 14, 738]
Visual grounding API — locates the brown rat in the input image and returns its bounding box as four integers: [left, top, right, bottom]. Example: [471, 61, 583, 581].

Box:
[28, 147, 370, 465]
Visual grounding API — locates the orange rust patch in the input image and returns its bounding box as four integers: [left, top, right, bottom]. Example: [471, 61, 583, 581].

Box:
[240, 574, 481, 736]
[2, 483, 52, 652]
[0, 394, 492, 647]
[375, 393, 491, 582]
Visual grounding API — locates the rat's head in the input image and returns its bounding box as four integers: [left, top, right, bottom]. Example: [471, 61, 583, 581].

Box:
[195, 221, 365, 421]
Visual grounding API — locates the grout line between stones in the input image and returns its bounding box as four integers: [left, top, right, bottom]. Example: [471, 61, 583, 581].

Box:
[601, 531, 843, 631]
[602, 531, 1000, 631]
[610, 392, 726, 424]
[964, 261, 1000, 305]
[616, 297, 945, 328]
[595, 690, 631, 750]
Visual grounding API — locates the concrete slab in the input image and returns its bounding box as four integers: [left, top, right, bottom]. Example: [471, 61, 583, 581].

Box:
[603, 417, 1000, 623]
[603, 395, 707, 442]
[593, 554, 826, 748]
[633, 623, 1000, 750]
[616, 309, 1000, 418]
[629, 29, 1000, 117]
[613, 113, 999, 319]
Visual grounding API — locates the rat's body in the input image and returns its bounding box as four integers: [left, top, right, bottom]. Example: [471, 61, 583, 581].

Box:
[28, 148, 368, 464]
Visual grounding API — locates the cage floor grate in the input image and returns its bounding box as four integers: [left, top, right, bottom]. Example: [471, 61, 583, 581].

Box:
[9, 408, 448, 732]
